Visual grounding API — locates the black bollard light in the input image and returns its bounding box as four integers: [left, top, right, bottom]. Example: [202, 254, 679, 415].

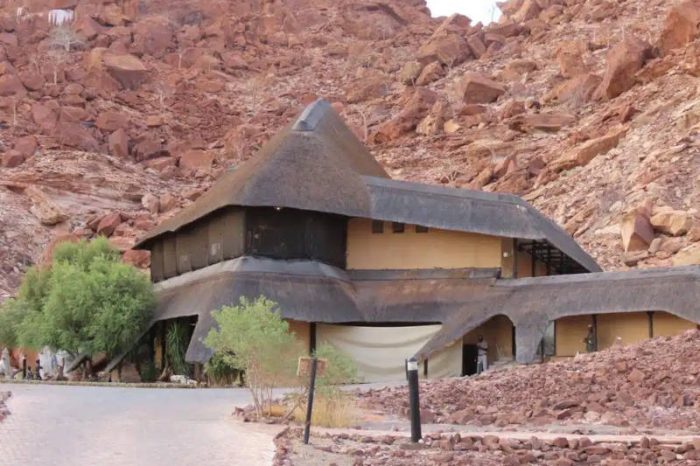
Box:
[406, 357, 422, 443]
[303, 357, 318, 445]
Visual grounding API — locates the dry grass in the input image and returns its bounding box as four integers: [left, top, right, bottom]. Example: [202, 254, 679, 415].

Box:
[294, 392, 357, 428]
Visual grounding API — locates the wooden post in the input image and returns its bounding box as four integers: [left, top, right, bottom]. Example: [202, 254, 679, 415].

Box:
[303, 357, 318, 444]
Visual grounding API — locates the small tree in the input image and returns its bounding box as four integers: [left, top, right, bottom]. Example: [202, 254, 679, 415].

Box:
[205, 296, 303, 417]
[0, 299, 23, 349]
[15, 238, 154, 369]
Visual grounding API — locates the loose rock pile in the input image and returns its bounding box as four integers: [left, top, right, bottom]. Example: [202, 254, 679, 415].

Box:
[275, 428, 700, 466]
[360, 330, 700, 432]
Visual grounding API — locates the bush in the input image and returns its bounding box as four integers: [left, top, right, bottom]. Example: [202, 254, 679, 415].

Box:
[292, 343, 359, 427]
[13, 238, 154, 362]
[205, 352, 243, 386]
[205, 296, 304, 417]
[166, 321, 191, 376]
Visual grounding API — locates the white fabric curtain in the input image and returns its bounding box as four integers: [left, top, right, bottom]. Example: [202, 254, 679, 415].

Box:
[317, 324, 461, 382]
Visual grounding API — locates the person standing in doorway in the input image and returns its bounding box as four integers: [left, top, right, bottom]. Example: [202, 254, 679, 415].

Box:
[476, 336, 488, 374]
[584, 324, 596, 353]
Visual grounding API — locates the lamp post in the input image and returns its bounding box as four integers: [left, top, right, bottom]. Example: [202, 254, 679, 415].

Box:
[406, 357, 422, 443]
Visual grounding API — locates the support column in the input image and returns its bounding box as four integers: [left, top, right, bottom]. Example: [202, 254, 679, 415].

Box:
[515, 320, 549, 364]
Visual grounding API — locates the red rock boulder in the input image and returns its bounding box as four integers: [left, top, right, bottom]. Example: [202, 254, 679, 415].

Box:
[659, 0, 700, 55]
[594, 36, 652, 100]
[457, 72, 506, 104]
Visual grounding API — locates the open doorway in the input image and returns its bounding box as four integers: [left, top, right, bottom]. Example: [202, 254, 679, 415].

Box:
[462, 315, 515, 374]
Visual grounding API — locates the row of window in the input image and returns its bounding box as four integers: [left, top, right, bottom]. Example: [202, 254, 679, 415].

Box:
[371, 220, 429, 234]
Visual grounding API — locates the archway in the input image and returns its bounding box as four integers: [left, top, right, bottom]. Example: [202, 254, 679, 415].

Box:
[550, 311, 698, 358]
[461, 314, 514, 375]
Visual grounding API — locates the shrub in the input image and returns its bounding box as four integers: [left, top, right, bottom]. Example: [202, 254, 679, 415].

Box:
[292, 343, 359, 428]
[204, 296, 304, 417]
[13, 238, 154, 363]
[204, 352, 242, 386]
[166, 321, 191, 376]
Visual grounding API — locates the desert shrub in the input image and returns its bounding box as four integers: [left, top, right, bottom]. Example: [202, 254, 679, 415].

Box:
[13, 237, 154, 363]
[205, 296, 304, 417]
[204, 352, 242, 386]
[292, 343, 359, 427]
[166, 320, 191, 376]
[139, 360, 158, 383]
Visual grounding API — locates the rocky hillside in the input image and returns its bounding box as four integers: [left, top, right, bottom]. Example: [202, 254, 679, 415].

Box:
[1, 0, 700, 298]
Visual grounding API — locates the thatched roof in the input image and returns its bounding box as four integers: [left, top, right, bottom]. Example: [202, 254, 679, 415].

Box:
[136, 99, 599, 272]
[104, 260, 699, 370]
[415, 266, 700, 363]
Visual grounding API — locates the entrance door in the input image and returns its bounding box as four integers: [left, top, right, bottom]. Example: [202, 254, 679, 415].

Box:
[462, 344, 478, 376]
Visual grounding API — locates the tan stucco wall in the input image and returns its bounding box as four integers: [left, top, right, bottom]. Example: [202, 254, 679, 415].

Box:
[287, 320, 310, 354]
[597, 312, 649, 349]
[463, 315, 514, 363]
[346, 218, 502, 270]
[653, 312, 697, 337]
[555, 315, 592, 357]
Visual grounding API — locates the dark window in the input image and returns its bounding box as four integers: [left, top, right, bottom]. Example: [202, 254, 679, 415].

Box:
[415, 225, 429, 233]
[392, 222, 405, 233]
[371, 220, 384, 234]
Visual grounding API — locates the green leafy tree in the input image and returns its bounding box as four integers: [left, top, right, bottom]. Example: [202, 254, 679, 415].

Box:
[14, 237, 154, 364]
[0, 299, 23, 349]
[205, 296, 303, 417]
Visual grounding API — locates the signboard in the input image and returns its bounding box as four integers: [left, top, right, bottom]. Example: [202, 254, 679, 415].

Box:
[297, 357, 327, 378]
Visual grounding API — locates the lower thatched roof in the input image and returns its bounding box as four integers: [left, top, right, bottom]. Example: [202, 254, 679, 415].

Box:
[110, 259, 700, 369]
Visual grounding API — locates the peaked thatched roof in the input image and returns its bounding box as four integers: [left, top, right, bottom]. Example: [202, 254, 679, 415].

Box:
[136, 98, 599, 272]
[137, 99, 388, 246]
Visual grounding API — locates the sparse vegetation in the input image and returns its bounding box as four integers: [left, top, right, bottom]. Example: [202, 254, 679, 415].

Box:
[204, 296, 304, 417]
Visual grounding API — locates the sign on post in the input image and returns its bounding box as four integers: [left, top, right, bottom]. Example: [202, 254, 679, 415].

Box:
[297, 357, 327, 377]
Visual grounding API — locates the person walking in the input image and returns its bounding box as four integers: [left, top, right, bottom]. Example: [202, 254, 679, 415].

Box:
[476, 336, 488, 374]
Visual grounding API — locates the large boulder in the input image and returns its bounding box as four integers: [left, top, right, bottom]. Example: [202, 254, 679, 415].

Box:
[457, 72, 505, 104]
[594, 36, 652, 100]
[417, 33, 472, 67]
[108, 128, 129, 158]
[659, 0, 700, 55]
[373, 88, 438, 143]
[96, 111, 129, 132]
[179, 149, 214, 173]
[551, 126, 627, 172]
[556, 40, 587, 78]
[103, 53, 149, 89]
[620, 211, 654, 252]
[650, 209, 693, 236]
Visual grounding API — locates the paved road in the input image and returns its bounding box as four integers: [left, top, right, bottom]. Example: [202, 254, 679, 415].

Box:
[0, 383, 283, 466]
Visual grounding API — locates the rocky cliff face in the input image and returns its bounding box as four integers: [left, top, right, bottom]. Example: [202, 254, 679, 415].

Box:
[0, 0, 699, 298]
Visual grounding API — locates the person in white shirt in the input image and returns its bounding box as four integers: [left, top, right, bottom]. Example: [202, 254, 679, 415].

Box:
[476, 336, 488, 374]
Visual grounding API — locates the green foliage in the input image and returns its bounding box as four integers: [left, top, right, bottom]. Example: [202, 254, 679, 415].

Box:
[166, 321, 190, 376]
[139, 360, 158, 383]
[0, 299, 23, 348]
[204, 352, 242, 386]
[314, 343, 358, 389]
[12, 238, 154, 359]
[205, 296, 304, 416]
